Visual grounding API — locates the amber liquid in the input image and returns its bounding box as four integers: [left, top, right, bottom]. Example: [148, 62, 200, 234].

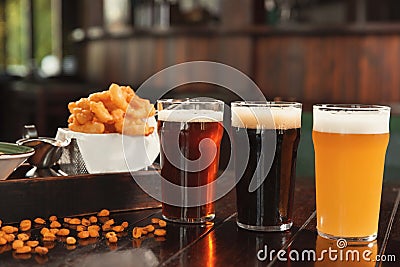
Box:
[158, 120, 223, 222]
[313, 131, 389, 238]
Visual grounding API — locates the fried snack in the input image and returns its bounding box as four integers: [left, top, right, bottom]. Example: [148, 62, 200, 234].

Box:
[68, 83, 155, 135]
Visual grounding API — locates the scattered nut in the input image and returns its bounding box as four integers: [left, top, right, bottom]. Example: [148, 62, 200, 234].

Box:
[64, 218, 71, 223]
[158, 220, 167, 228]
[89, 229, 99, 238]
[4, 234, 15, 242]
[17, 233, 30, 241]
[132, 227, 142, 239]
[104, 219, 115, 226]
[102, 224, 111, 232]
[40, 228, 50, 236]
[68, 218, 81, 225]
[151, 218, 160, 224]
[121, 221, 129, 228]
[112, 225, 124, 233]
[15, 246, 32, 254]
[77, 231, 89, 239]
[76, 225, 86, 232]
[154, 229, 167, 237]
[88, 225, 100, 232]
[97, 209, 110, 217]
[2, 226, 16, 234]
[12, 240, 24, 250]
[89, 216, 98, 224]
[49, 216, 58, 222]
[20, 220, 32, 231]
[144, 225, 155, 233]
[108, 236, 118, 243]
[49, 229, 59, 235]
[0, 237, 7, 245]
[35, 246, 48, 255]
[105, 232, 116, 239]
[50, 221, 61, 228]
[56, 228, 70, 236]
[34, 218, 46, 225]
[81, 218, 90, 226]
[26, 241, 39, 248]
[0, 219, 2, 227]
[66, 236, 76, 245]
[42, 233, 56, 242]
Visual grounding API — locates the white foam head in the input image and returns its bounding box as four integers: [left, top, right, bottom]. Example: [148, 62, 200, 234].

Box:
[158, 109, 223, 122]
[231, 104, 302, 129]
[313, 105, 390, 134]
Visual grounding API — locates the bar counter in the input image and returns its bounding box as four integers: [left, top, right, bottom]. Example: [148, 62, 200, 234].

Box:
[0, 169, 398, 266]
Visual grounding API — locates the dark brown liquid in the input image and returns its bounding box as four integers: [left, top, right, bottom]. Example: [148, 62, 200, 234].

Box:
[233, 127, 300, 227]
[158, 120, 224, 222]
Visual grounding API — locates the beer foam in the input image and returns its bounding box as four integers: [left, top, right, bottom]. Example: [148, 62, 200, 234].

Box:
[158, 109, 223, 122]
[231, 106, 302, 129]
[313, 108, 390, 134]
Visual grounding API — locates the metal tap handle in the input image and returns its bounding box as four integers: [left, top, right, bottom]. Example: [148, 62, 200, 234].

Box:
[23, 125, 38, 139]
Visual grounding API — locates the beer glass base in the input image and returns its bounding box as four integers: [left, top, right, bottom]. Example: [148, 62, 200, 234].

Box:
[236, 220, 293, 232]
[317, 230, 377, 242]
[162, 213, 215, 224]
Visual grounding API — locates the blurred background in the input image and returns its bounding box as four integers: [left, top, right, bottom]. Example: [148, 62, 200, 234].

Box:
[0, 0, 399, 177]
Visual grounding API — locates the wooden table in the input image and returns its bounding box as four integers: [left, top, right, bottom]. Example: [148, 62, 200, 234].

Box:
[0, 170, 398, 266]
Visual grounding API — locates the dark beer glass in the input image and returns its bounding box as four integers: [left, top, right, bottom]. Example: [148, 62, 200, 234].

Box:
[231, 101, 302, 231]
[157, 99, 224, 223]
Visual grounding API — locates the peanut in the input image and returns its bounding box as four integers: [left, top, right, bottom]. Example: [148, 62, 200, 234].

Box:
[68, 218, 81, 225]
[49, 215, 57, 222]
[42, 232, 56, 242]
[112, 225, 124, 233]
[64, 218, 71, 223]
[0, 237, 6, 245]
[154, 229, 167, 237]
[76, 225, 86, 232]
[34, 218, 46, 225]
[0, 219, 2, 227]
[16, 245, 32, 254]
[89, 229, 99, 238]
[158, 220, 167, 228]
[121, 221, 129, 228]
[17, 233, 30, 241]
[108, 236, 118, 243]
[50, 229, 59, 235]
[105, 232, 116, 239]
[66, 236, 76, 245]
[97, 209, 110, 217]
[144, 224, 155, 233]
[88, 225, 100, 232]
[132, 227, 142, 239]
[104, 219, 115, 226]
[20, 219, 32, 231]
[12, 240, 24, 250]
[2, 226, 16, 234]
[77, 231, 89, 239]
[26, 240, 39, 248]
[102, 224, 111, 232]
[151, 218, 160, 224]
[50, 221, 61, 228]
[40, 228, 50, 236]
[81, 218, 91, 226]
[89, 216, 98, 224]
[35, 246, 48, 255]
[56, 228, 70, 236]
[4, 234, 15, 242]
[0, 230, 4, 237]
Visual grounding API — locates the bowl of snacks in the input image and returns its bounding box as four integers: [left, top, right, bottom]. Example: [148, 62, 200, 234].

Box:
[56, 83, 159, 174]
[0, 142, 35, 180]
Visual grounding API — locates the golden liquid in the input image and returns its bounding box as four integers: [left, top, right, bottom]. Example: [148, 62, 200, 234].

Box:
[312, 131, 389, 238]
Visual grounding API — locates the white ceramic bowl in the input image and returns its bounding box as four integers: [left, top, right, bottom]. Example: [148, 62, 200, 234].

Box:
[0, 142, 35, 180]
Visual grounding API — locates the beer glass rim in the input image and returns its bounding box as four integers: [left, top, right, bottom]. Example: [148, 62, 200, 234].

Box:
[157, 98, 224, 105]
[231, 101, 302, 108]
[313, 104, 390, 112]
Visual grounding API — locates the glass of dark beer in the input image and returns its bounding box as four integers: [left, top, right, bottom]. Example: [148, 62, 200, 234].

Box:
[157, 98, 224, 223]
[231, 101, 302, 231]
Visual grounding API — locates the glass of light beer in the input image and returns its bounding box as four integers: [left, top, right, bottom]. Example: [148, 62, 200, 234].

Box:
[313, 104, 390, 241]
[157, 98, 224, 223]
[231, 101, 302, 231]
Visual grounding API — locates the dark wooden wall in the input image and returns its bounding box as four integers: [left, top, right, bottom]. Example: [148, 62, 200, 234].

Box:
[75, 30, 400, 108]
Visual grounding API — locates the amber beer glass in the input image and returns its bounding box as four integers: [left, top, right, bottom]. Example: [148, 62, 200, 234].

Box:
[232, 102, 302, 231]
[157, 99, 224, 223]
[313, 104, 390, 241]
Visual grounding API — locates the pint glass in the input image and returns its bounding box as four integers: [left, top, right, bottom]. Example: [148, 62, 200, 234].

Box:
[157, 99, 224, 223]
[313, 104, 390, 241]
[232, 102, 302, 231]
